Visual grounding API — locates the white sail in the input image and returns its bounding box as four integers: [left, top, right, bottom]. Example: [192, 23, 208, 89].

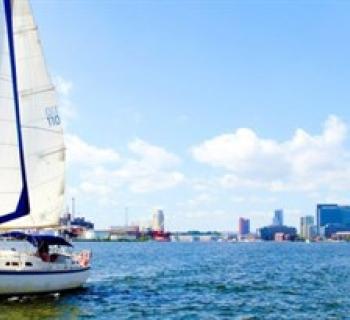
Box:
[0, 0, 65, 228]
[0, 2, 22, 221]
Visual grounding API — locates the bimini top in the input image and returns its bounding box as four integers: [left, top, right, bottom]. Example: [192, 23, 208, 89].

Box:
[0, 232, 72, 247]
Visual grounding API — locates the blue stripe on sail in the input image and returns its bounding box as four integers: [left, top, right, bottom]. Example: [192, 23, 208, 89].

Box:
[0, 0, 30, 224]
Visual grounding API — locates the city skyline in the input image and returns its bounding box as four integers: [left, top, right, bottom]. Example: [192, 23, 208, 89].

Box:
[67, 201, 345, 235]
[31, 1, 350, 230]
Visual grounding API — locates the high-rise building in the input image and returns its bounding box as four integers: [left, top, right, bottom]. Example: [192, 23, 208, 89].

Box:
[300, 216, 314, 239]
[316, 204, 350, 235]
[238, 217, 250, 235]
[152, 209, 164, 232]
[273, 209, 284, 226]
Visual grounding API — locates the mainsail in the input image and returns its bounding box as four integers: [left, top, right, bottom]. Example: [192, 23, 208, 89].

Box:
[0, 0, 65, 228]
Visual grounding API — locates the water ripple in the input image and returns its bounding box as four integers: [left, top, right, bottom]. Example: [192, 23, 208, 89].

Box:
[1, 242, 350, 319]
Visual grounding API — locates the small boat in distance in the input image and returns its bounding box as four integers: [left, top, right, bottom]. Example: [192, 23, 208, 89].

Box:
[0, 0, 91, 294]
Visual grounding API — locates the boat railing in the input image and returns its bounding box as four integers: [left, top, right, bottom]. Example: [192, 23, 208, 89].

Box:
[73, 249, 91, 267]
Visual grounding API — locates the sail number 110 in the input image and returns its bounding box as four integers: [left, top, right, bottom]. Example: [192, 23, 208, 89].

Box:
[45, 106, 61, 127]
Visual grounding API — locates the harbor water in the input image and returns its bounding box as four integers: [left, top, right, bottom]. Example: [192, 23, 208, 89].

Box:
[1, 242, 350, 319]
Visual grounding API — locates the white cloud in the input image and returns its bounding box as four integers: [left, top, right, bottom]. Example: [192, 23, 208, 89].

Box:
[192, 127, 285, 179]
[54, 76, 76, 124]
[79, 181, 112, 196]
[128, 139, 180, 168]
[60, 74, 350, 230]
[219, 174, 266, 189]
[70, 137, 184, 197]
[191, 115, 350, 193]
[114, 139, 184, 193]
[179, 193, 217, 208]
[54, 76, 73, 96]
[65, 134, 120, 166]
[54, 76, 185, 226]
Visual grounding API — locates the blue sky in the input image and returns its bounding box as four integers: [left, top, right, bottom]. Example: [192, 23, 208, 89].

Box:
[31, 0, 350, 231]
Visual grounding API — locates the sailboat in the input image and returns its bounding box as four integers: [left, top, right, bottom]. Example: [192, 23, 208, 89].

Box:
[0, 0, 90, 294]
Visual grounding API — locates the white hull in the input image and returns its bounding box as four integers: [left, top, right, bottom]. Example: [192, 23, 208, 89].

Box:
[0, 248, 91, 295]
[0, 267, 89, 295]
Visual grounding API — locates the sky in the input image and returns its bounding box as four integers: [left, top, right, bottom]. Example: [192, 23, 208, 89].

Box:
[30, 0, 350, 231]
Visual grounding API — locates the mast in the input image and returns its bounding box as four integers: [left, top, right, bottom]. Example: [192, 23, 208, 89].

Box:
[72, 197, 76, 220]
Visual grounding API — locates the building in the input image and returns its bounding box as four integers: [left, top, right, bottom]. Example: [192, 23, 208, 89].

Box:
[94, 230, 110, 240]
[320, 224, 350, 238]
[60, 212, 72, 226]
[60, 213, 94, 238]
[81, 229, 96, 240]
[309, 225, 317, 240]
[152, 209, 165, 232]
[71, 217, 94, 230]
[273, 209, 284, 226]
[274, 232, 285, 242]
[109, 226, 140, 241]
[138, 220, 152, 232]
[332, 231, 350, 241]
[152, 230, 171, 242]
[171, 234, 193, 242]
[171, 231, 220, 242]
[316, 204, 350, 236]
[258, 225, 297, 241]
[238, 217, 250, 235]
[300, 216, 314, 240]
